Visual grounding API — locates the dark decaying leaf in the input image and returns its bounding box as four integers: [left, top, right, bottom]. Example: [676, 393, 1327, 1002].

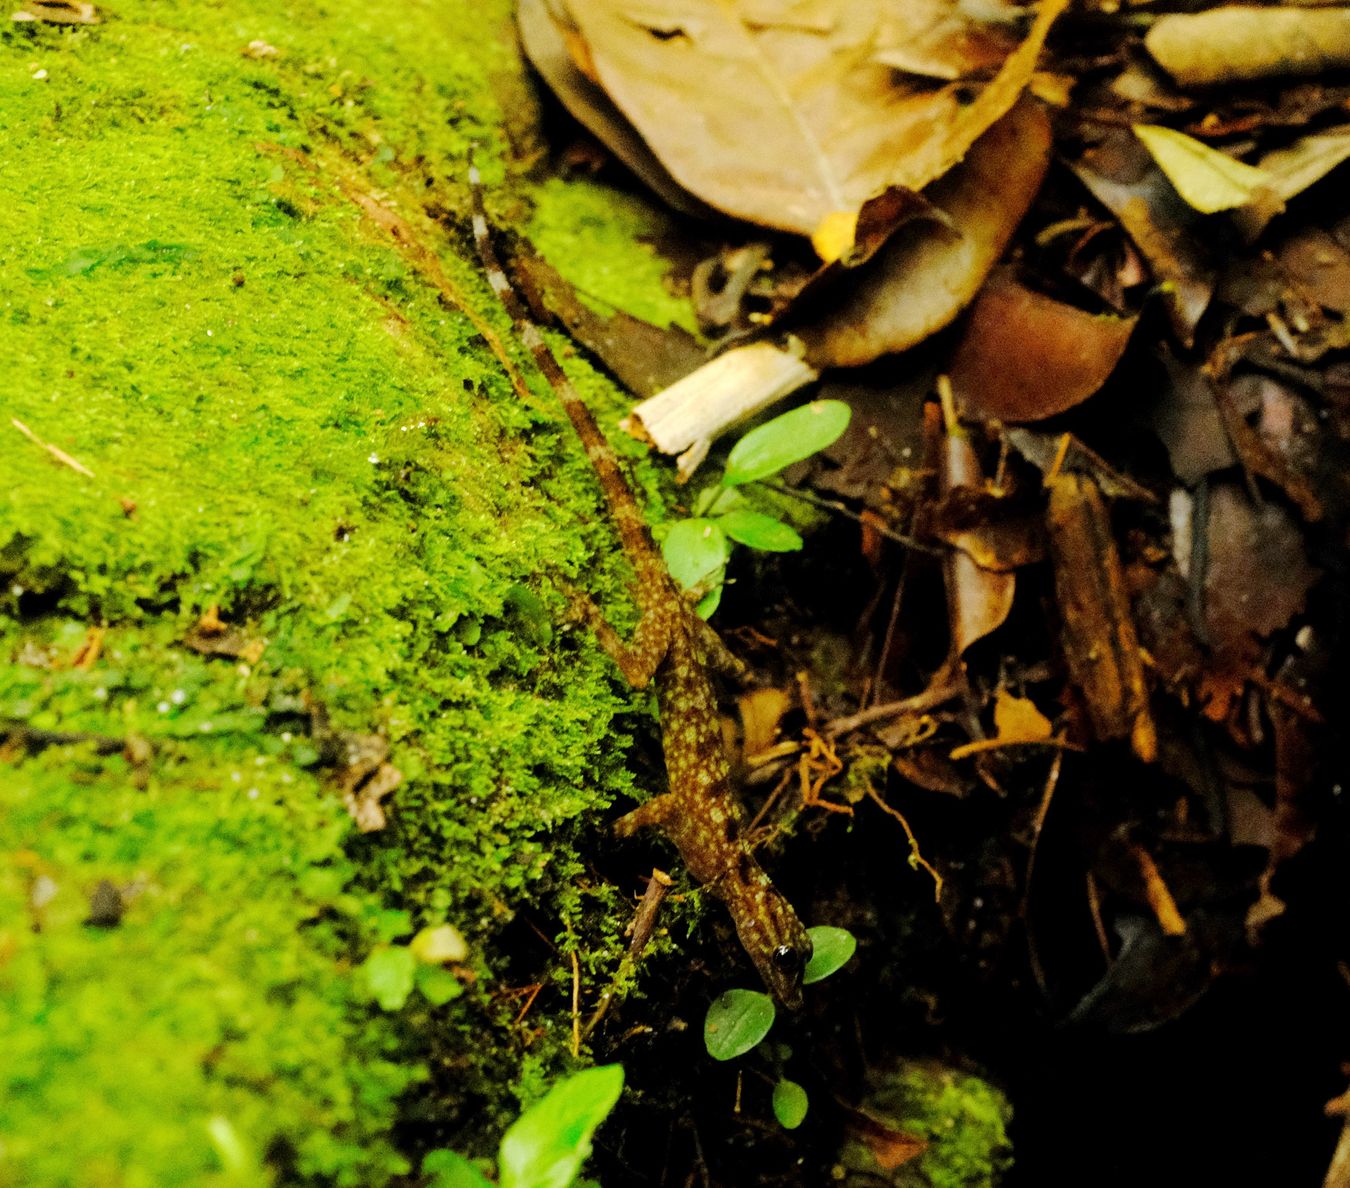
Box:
[1045, 473, 1155, 762]
[928, 485, 1045, 572]
[1198, 483, 1319, 722]
[1071, 131, 1217, 348]
[949, 269, 1137, 423]
[559, 0, 1066, 235]
[1004, 428, 1157, 503]
[1144, 350, 1236, 485]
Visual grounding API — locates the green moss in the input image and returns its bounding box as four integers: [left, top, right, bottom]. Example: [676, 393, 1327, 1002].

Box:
[527, 175, 697, 333]
[1, 0, 697, 1181]
[837, 1060, 1012, 1188]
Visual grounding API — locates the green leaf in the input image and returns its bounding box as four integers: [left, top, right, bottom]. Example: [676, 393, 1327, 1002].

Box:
[369, 908, 415, 943]
[423, 1149, 495, 1188]
[662, 518, 728, 594]
[1134, 124, 1273, 213]
[703, 989, 776, 1061]
[715, 510, 803, 552]
[802, 926, 857, 985]
[499, 1065, 625, 1188]
[416, 964, 464, 1006]
[360, 945, 417, 1011]
[772, 1079, 809, 1130]
[722, 401, 852, 486]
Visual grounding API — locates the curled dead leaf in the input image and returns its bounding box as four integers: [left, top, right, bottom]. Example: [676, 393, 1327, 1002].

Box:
[938, 400, 1015, 654]
[801, 97, 1052, 367]
[949, 269, 1137, 423]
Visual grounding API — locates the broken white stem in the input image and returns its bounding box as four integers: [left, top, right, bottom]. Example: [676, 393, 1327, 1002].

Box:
[620, 338, 819, 481]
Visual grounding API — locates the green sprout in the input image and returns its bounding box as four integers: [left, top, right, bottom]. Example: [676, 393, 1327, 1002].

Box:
[701, 924, 857, 1130]
[662, 400, 852, 616]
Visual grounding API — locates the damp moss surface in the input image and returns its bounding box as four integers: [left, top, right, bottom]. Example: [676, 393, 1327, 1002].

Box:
[0, 1, 696, 1183]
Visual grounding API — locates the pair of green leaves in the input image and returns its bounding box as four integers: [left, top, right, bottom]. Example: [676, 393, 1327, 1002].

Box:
[701, 926, 858, 1130]
[663, 400, 851, 617]
[359, 922, 468, 1010]
[424, 1065, 624, 1188]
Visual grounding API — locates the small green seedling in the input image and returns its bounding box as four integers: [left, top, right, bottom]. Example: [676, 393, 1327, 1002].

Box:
[662, 400, 852, 616]
[701, 924, 857, 1130]
[423, 1064, 624, 1188]
[359, 921, 468, 1010]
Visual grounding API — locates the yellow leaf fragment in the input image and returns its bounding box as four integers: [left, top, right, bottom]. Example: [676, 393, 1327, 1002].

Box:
[812, 208, 858, 263]
[992, 689, 1053, 743]
[1133, 124, 1272, 214]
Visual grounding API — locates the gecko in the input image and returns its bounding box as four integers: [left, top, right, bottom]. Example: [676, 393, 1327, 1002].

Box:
[468, 165, 813, 1008]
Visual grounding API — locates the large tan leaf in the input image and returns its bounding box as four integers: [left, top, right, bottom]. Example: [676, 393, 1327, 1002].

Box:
[560, 0, 1067, 235]
[518, 0, 716, 217]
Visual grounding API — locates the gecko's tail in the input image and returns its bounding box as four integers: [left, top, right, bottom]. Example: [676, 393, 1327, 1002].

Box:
[467, 156, 654, 567]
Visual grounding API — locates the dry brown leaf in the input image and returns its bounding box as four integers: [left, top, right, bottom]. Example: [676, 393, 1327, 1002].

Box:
[624, 100, 1050, 465]
[872, 0, 1023, 81]
[518, 0, 715, 217]
[560, 0, 1066, 234]
[1146, 6, 1350, 88]
[1200, 484, 1318, 725]
[801, 97, 1052, 367]
[1045, 473, 1156, 762]
[949, 269, 1137, 423]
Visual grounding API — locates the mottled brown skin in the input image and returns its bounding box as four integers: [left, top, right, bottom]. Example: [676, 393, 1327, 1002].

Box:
[470, 167, 812, 1007]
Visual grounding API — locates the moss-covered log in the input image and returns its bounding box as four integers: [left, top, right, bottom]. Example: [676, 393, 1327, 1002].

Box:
[1, 2, 687, 1181]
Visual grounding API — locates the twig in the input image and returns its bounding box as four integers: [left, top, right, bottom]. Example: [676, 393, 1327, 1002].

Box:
[570, 951, 582, 1058]
[758, 481, 941, 554]
[12, 418, 95, 477]
[823, 679, 964, 737]
[581, 869, 673, 1042]
[2, 722, 128, 756]
[865, 786, 943, 901]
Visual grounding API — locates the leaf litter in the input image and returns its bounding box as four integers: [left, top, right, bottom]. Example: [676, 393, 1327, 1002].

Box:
[499, 0, 1350, 1181]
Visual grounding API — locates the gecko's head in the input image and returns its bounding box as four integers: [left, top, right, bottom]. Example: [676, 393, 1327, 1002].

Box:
[739, 890, 813, 1011]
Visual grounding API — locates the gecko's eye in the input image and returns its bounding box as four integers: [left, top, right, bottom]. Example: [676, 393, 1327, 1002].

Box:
[771, 944, 804, 976]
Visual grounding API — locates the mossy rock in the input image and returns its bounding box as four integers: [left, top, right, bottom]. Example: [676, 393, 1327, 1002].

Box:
[836, 1059, 1013, 1188]
[1, 1, 690, 1182]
